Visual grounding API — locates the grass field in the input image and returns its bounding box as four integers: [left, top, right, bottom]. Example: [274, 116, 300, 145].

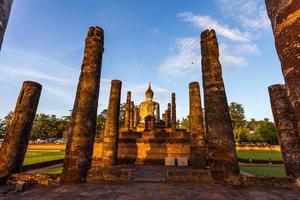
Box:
[240, 166, 286, 177]
[39, 166, 287, 176]
[23, 150, 65, 166]
[237, 151, 283, 161]
[22, 147, 286, 177]
[41, 166, 63, 174]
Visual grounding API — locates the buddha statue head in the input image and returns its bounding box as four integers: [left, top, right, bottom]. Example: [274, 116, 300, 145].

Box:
[145, 83, 154, 101]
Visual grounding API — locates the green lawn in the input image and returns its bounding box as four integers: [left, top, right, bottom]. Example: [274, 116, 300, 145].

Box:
[23, 150, 65, 166]
[240, 166, 286, 177]
[40, 166, 63, 174]
[237, 151, 283, 161]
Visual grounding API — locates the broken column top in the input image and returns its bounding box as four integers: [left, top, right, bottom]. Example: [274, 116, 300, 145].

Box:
[189, 81, 199, 87]
[201, 29, 216, 40]
[23, 81, 42, 89]
[87, 26, 104, 47]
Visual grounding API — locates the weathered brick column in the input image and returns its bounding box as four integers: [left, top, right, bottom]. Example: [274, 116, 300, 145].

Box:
[124, 91, 131, 131]
[101, 80, 122, 166]
[265, 0, 300, 134]
[130, 101, 135, 130]
[0, 81, 41, 180]
[268, 84, 300, 177]
[61, 26, 104, 184]
[189, 81, 207, 169]
[134, 108, 140, 128]
[201, 29, 239, 181]
[171, 93, 176, 132]
[0, 0, 13, 51]
[166, 103, 171, 128]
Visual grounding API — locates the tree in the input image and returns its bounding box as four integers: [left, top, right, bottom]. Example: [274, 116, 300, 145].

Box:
[178, 117, 190, 130]
[229, 102, 247, 142]
[0, 111, 13, 138]
[31, 114, 70, 140]
[96, 109, 107, 137]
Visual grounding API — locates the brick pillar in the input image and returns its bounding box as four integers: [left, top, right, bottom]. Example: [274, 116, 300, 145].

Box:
[171, 93, 176, 132]
[0, 81, 41, 180]
[268, 84, 300, 177]
[0, 0, 13, 51]
[62, 26, 104, 184]
[124, 91, 131, 131]
[189, 81, 206, 169]
[162, 113, 166, 123]
[101, 80, 122, 167]
[265, 1, 300, 135]
[134, 108, 139, 128]
[166, 103, 171, 128]
[201, 29, 239, 181]
[130, 101, 135, 130]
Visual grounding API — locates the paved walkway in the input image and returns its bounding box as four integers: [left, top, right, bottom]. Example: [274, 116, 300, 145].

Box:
[1, 182, 300, 200]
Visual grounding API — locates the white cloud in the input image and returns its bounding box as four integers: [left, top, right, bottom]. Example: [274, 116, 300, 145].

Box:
[219, 43, 247, 67]
[217, 0, 270, 31]
[178, 12, 250, 42]
[159, 37, 199, 75]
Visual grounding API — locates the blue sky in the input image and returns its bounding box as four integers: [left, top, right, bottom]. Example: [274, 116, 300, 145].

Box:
[0, 0, 283, 120]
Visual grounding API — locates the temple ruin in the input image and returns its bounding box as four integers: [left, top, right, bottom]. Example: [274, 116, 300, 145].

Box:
[0, 0, 300, 189]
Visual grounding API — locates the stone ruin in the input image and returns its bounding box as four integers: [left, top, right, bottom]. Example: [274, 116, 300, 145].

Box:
[0, 0, 299, 188]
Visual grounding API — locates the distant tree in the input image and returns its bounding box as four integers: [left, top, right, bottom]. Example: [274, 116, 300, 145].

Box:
[257, 118, 278, 145]
[178, 117, 190, 130]
[31, 114, 70, 140]
[229, 102, 247, 142]
[96, 109, 107, 137]
[0, 111, 13, 138]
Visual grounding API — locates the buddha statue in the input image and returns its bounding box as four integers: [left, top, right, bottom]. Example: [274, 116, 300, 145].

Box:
[138, 84, 160, 124]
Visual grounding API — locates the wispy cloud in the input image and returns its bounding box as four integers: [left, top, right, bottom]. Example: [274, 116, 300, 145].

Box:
[217, 0, 270, 31]
[178, 12, 250, 42]
[160, 37, 199, 75]
[160, 0, 268, 76]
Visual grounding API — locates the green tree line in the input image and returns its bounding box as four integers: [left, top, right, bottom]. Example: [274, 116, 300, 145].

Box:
[177, 102, 278, 145]
[0, 102, 278, 144]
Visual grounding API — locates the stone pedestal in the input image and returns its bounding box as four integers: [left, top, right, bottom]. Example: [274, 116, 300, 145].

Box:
[189, 82, 206, 169]
[268, 84, 300, 177]
[201, 29, 239, 181]
[265, 0, 300, 135]
[145, 116, 155, 132]
[101, 80, 122, 167]
[0, 0, 13, 51]
[62, 26, 104, 184]
[0, 81, 42, 181]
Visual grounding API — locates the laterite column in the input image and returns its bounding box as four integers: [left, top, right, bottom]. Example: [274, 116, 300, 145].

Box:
[62, 26, 104, 184]
[101, 80, 122, 166]
[171, 93, 176, 133]
[189, 82, 206, 169]
[124, 91, 131, 131]
[265, 0, 300, 134]
[0, 0, 13, 51]
[0, 81, 41, 180]
[201, 29, 239, 182]
[269, 84, 300, 177]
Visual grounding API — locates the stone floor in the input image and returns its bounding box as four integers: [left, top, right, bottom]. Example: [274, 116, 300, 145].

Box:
[1, 182, 300, 200]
